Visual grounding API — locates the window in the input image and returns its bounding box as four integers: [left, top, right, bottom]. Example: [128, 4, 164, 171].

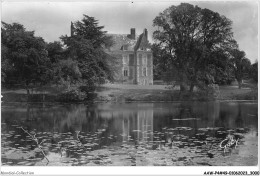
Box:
[147, 54, 151, 65]
[122, 45, 128, 51]
[137, 67, 139, 79]
[122, 55, 129, 65]
[143, 54, 147, 66]
[129, 68, 133, 79]
[138, 54, 142, 65]
[124, 70, 128, 76]
[129, 54, 134, 65]
[142, 67, 147, 77]
[123, 68, 128, 76]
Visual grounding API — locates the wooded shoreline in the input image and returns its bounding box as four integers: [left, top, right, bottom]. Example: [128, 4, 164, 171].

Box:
[2, 84, 257, 103]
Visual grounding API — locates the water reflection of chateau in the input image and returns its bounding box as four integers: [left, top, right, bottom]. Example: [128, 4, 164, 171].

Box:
[98, 103, 154, 144]
[121, 108, 153, 143]
[96, 102, 230, 144]
[137, 110, 153, 142]
[16, 102, 256, 146]
[1, 101, 257, 157]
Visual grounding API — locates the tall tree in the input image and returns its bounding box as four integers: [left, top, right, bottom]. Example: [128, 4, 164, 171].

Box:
[230, 49, 251, 88]
[250, 61, 258, 83]
[153, 3, 235, 92]
[1, 43, 13, 84]
[60, 15, 115, 90]
[46, 41, 64, 63]
[152, 43, 182, 84]
[1, 22, 52, 94]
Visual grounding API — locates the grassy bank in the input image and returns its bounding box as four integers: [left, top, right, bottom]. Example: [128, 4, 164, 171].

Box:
[95, 83, 258, 102]
[1, 83, 257, 103]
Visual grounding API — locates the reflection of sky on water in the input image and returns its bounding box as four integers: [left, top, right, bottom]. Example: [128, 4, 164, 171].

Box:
[1, 101, 258, 166]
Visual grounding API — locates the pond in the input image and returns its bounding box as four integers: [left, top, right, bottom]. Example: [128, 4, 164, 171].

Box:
[1, 101, 258, 166]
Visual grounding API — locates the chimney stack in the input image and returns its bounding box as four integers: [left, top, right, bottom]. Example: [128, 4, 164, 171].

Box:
[130, 28, 136, 39]
[143, 28, 148, 40]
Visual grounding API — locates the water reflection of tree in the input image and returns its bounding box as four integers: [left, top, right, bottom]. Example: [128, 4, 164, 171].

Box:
[214, 102, 246, 129]
[3, 102, 257, 151]
[235, 104, 243, 128]
[23, 104, 59, 132]
[14, 104, 89, 133]
[84, 105, 109, 133]
[153, 102, 224, 138]
[59, 105, 87, 132]
[157, 103, 199, 131]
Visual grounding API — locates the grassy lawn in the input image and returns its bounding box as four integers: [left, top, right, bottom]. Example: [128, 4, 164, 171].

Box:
[1, 82, 257, 102]
[98, 83, 179, 90]
[218, 86, 252, 100]
[95, 83, 257, 102]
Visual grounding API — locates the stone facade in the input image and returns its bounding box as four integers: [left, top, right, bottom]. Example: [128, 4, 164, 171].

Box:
[106, 28, 153, 85]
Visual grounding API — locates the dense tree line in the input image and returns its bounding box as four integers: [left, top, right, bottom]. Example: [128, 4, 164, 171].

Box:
[1, 4, 257, 100]
[152, 3, 257, 91]
[1, 15, 115, 99]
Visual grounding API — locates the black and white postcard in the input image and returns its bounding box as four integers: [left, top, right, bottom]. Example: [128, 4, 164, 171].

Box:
[1, 0, 259, 175]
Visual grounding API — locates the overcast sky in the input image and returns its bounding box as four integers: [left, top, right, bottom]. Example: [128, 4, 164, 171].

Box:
[1, 1, 258, 62]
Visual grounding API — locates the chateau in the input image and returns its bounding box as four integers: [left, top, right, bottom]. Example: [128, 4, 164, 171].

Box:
[71, 23, 153, 85]
[106, 28, 153, 85]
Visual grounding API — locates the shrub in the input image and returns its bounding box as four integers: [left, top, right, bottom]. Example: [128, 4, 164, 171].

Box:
[56, 89, 87, 102]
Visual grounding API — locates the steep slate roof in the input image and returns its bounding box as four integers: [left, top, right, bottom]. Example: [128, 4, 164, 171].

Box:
[134, 33, 151, 51]
[107, 34, 138, 51]
[107, 30, 151, 52]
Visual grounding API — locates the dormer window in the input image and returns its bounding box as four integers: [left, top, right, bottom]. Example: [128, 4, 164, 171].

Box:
[139, 47, 147, 51]
[123, 45, 128, 51]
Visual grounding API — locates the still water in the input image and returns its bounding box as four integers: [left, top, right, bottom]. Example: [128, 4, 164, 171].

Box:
[1, 101, 258, 166]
